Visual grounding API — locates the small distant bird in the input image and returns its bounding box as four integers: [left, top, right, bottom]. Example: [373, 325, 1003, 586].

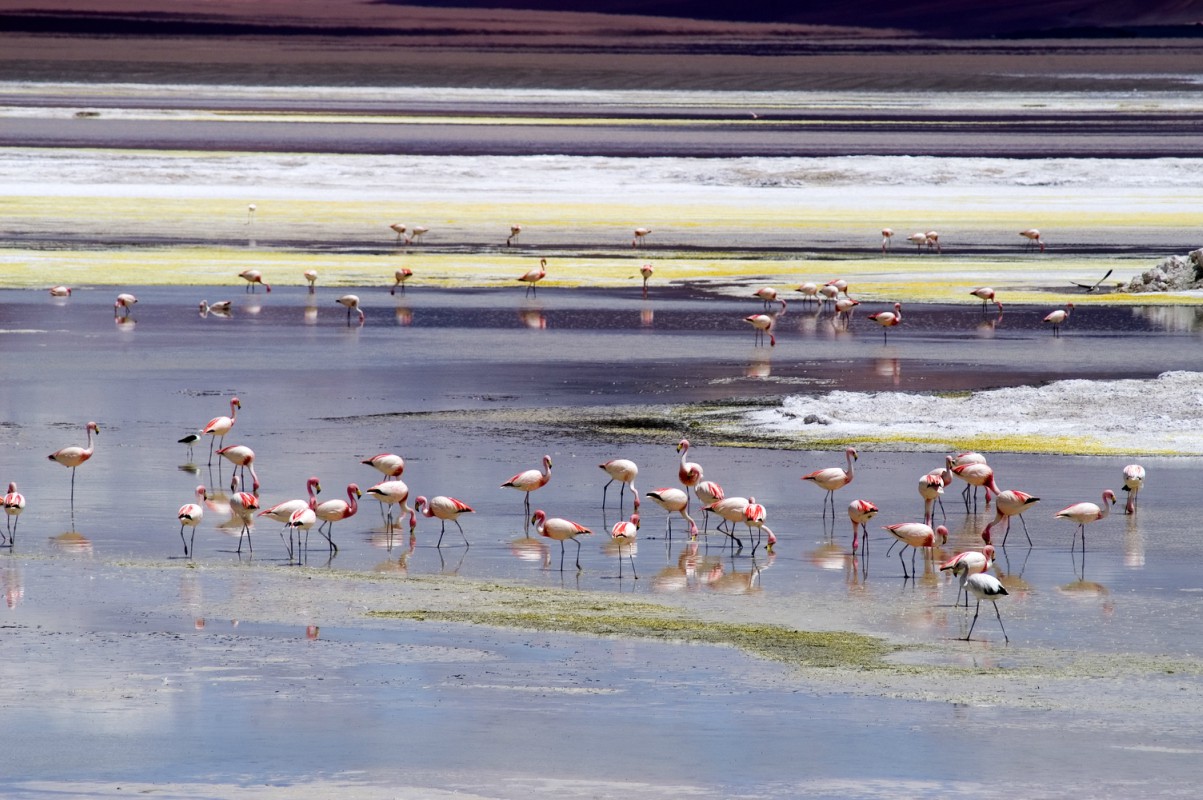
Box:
[415, 495, 474, 547]
[753, 287, 787, 310]
[744, 313, 776, 347]
[599, 458, 640, 511]
[114, 293, 137, 317]
[802, 446, 857, 518]
[198, 300, 233, 318]
[610, 512, 640, 578]
[632, 227, 651, 248]
[239, 269, 271, 293]
[1055, 489, 1116, 552]
[640, 263, 654, 298]
[3, 482, 26, 545]
[531, 510, 593, 571]
[1121, 464, 1145, 514]
[48, 421, 100, 505]
[49, 285, 72, 297]
[246, 203, 257, 224]
[795, 282, 819, 304]
[847, 499, 878, 552]
[1043, 303, 1073, 336]
[391, 268, 413, 295]
[1020, 228, 1045, 252]
[389, 223, 407, 242]
[177, 484, 207, 558]
[337, 295, 364, 326]
[961, 572, 1010, 643]
[924, 231, 941, 253]
[501, 454, 553, 523]
[303, 270, 317, 293]
[881, 228, 894, 252]
[507, 224, 522, 246]
[867, 303, 902, 342]
[907, 232, 927, 251]
[517, 258, 548, 297]
[407, 225, 429, 244]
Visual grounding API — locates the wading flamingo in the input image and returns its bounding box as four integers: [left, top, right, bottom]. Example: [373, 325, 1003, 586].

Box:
[389, 223, 406, 242]
[366, 479, 415, 536]
[198, 300, 232, 317]
[114, 293, 137, 317]
[337, 295, 364, 326]
[744, 313, 776, 347]
[200, 397, 240, 465]
[645, 488, 698, 540]
[303, 269, 317, 293]
[507, 224, 522, 246]
[705, 496, 749, 548]
[405, 226, 428, 245]
[501, 454, 552, 526]
[3, 482, 26, 545]
[314, 483, 362, 552]
[610, 512, 640, 578]
[49, 285, 71, 297]
[391, 268, 413, 295]
[867, 303, 902, 342]
[415, 495, 474, 547]
[940, 546, 996, 607]
[818, 284, 839, 307]
[848, 498, 878, 552]
[918, 472, 945, 526]
[228, 475, 260, 554]
[48, 421, 99, 506]
[1055, 489, 1116, 552]
[246, 204, 256, 224]
[1122, 464, 1145, 514]
[907, 232, 927, 251]
[531, 510, 593, 571]
[743, 497, 771, 554]
[802, 446, 857, 518]
[753, 287, 787, 310]
[284, 498, 319, 562]
[981, 490, 1040, 546]
[517, 258, 548, 297]
[925, 231, 941, 253]
[216, 444, 259, 493]
[632, 227, 651, 248]
[177, 484, 207, 558]
[970, 287, 1004, 312]
[881, 228, 894, 252]
[951, 460, 1000, 512]
[676, 439, 703, 504]
[1020, 228, 1045, 252]
[259, 477, 322, 525]
[795, 282, 819, 304]
[238, 269, 271, 293]
[1044, 303, 1073, 336]
[362, 453, 405, 478]
[962, 572, 1009, 642]
[694, 480, 724, 533]
[883, 522, 948, 578]
[599, 458, 640, 511]
[640, 264, 653, 298]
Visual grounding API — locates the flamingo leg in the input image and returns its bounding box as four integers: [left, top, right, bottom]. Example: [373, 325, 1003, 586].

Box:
[965, 600, 982, 640]
[1018, 514, 1033, 546]
[898, 545, 909, 578]
[179, 523, 189, 556]
[455, 519, 469, 547]
[628, 547, 638, 580]
[436, 520, 447, 549]
[992, 601, 1009, 643]
[190, 527, 197, 559]
[574, 538, 583, 571]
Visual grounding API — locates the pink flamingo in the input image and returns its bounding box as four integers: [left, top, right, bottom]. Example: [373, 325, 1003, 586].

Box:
[599, 458, 640, 511]
[259, 477, 321, 524]
[818, 284, 839, 307]
[753, 287, 787, 310]
[961, 572, 1009, 642]
[704, 496, 749, 548]
[802, 446, 857, 518]
[517, 258, 548, 297]
[3, 482, 26, 545]
[918, 471, 945, 526]
[834, 297, 860, 325]
[415, 495, 474, 547]
[969, 287, 1004, 312]
[640, 264, 654, 298]
[744, 313, 776, 347]
[795, 282, 819, 304]
[389, 223, 407, 242]
[743, 497, 771, 554]
[314, 483, 362, 552]
[366, 479, 415, 537]
[216, 444, 259, 493]
[883, 522, 948, 578]
[391, 268, 413, 295]
[867, 303, 902, 342]
[881, 228, 894, 253]
[531, 509, 593, 571]
[177, 484, 207, 558]
[907, 232, 927, 251]
[406, 225, 429, 244]
[645, 488, 698, 539]
[48, 421, 99, 506]
[507, 224, 522, 246]
[1122, 464, 1145, 514]
[114, 293, 137, 317]
[694, 480, 724, 533]
[303, 269, 317, 293]
[337, 294, 364, 326]
[285, 498, 319, 562]
[981, 490, 1041, 546]
[362, 453, 405, 478]
[238, 269, 271, 293]
[1043, 303, 1073, 336]
[501, 454, 552, 525]
[847, 498, 878, 552]
[632, 227, 651, 248]
[1055, 489, 1116, 552]
[925, 231, 941, 253]
[940, 545, 996, 607]
[200, 396, 240, 464]
[228, 476, 260, 554]
[676, 439, 704, 503]
[1020, 228, 1045, 252]
[610, 512, 640, 579]
[49, 285, 72, 297]
[951, 460, 1000, 512]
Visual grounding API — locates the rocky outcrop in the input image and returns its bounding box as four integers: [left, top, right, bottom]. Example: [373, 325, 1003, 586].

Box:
[1124, 248, 1203, 293]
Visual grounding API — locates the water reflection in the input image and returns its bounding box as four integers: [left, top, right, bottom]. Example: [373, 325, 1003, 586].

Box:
[519, 303, 546, 329]
[745, 351, 771, 379]
[875, 357, 901, 386]
[1130, 305, 1203, 333]
[1123, 514, 1145, 568]
[1061, 550, 1111, 610]
[2, 563, 24, 608]
[510, 535, 548, 564]
[640, 307, 654, 329]
[975, 308, 1004, 338]
[395, 305, 413, 326]
[49, 531, 93, 553]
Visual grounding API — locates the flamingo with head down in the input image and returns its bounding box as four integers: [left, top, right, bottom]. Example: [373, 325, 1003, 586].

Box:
[847, 499, 878, 552]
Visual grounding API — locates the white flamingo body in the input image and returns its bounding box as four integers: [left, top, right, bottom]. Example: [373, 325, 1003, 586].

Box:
[884, 522, 949, 578]
[632, 227, 651, 247]
[216, 444, 259, 493]
[229, 482, 260, 554]
[1044, 303, 1073, 336]
[313, 483, 361, 552]
[177, 484, 207, 558]
[982, 490, 1040, 545]
[507, 224, 522, 246]
[337, 294, 365, 325]
[918, 471, 945, 525]
[704, 496, 749, 547]
[362, 453, 405, 478]
[639, 263, 653, 297]
[200, 397, 240, 463]
[517, 258, 548, 296]
[599, 458, 640, 510]
[1056, 489, 1116, 551]
[881, 228, 894, 252]
[676, 439, 703, 493]
[238, 269, 271, 293]
[531, 509, 593, 571]
[646, 488, 698, 539]
[867, 303, 902, 341]
[744, 313, 776, 347]
[366, 479, 415, 534]
[3, 482, 26, 544]
[391, 268, 413, 295]
[1020, 228, 1045, 252]
[940, 545, 996, 607]
[610, 512, 640, 578]
[502, 454, 552, 521]
[416, 495, 474, 547]
[48, 421, 99, 505]
[802, 446, 857, 517]
[114, 293, 137, 316]
[259, 477, 322, 524]
[1122, 464, 1145, 514]
[49, 285, 72, 297]
[847, 498, 878, 552]
[795, 282, 819, 303]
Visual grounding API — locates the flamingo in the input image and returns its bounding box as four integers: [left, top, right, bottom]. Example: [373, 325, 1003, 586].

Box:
[940, 545, 996, 607]
[818, 284, 839, 307]
[918, 471, 945, 526]
[198, 300, 232, 317]
[743, 497, 770, 554]
[530, 509, 593, 571]
[1055, 489, 1116, 552]
[389, 223, 406, 242]
[246, 203, 256, 224]
[259, 477, 322, 524]
[948, 451, 990, 506]
[951, 460, 1000, 512]
[847, 499, 878, 552]
[867, 303, 902, 342]
[199, 396, 240, 464]
[883, 522, 948, 578]
[414, 495, 474, 547]
[114, 293, 137, 317]
[337, 295, 364, 326]
[795, 282, 819, 304]
[694, 480, 724, 533]
[881, 227, 894, 252]
[925, 231, 941, 253]
[362, 453, 405, 478]
[907, 232, 927, 251]
[704, 496, 749, 548]
[314, 483, 362, 552]
[802, 446, 857, 518]
[228, 475, 260, 554]
[676, 439, 703, 502]
[834, 297, 860, 326]
[216, 444, 260, 493]
[49, 285, 72, 297]
[610, 512, 640, 578]
[366, 479, 415, 535]
[744, 313, 776, 347]
[3, 482, 26, 545]
[1044, 303, 1073, 336]
[238, 269, 271, 293]
[303, 269, 317, 293]
[1020, 228, 1045, 252]
[645, 488, 698, 539]
[961, 572, 1009, 643]
[502, 454, 552, 524]
[632, 227, 651, 248]
[753, 287, 787, 310]
[406, 225, 429, 244]
[826, 278, 849, 298]
[969, 287, 1003, 312]
[517, 258, 548, 297]
[48, 421, 99, 505]
[599, 458, 640, 511]
[981, 490, 1041, 546]
[177, 484, 207, 558]
[285, 499, 319, 562]
[640, 264, 654, 298]
[1122, 464, 1145, 514]
[391, 268, 413, 295]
